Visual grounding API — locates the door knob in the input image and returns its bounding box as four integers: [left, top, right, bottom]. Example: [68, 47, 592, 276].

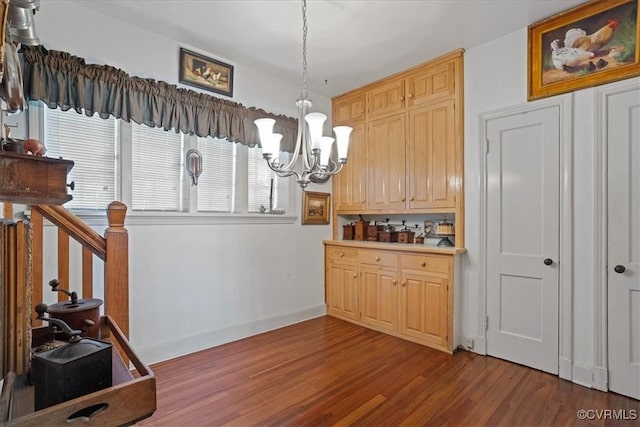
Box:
[614, 265, 626, 274]
[543, 258, 553, 266]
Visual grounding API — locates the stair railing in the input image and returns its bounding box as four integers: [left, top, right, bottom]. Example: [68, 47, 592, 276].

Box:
[29, 201, 130, 342]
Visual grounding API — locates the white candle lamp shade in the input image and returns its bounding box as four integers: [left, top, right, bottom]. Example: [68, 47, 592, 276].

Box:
[254, 118, 275, 147]
[333, 126, 352, 161]
[262, 133, 283, 158]
[304, 112, 327, 151]
[318, 136, 335, 167]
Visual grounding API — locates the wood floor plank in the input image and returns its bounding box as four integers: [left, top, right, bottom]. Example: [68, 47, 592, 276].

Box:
[139, 316, 640, 427]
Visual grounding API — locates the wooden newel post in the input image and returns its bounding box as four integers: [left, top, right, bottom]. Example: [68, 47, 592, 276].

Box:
[104, 201, 129, 347]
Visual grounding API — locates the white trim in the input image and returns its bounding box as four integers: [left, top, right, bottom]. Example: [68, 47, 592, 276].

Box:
[560, 357, 573, 381]
[558, 94, 574, 381]
[30, 210, 299, 228]
[478, 95, 573, 378]
[593, 78, 640, 392]
[592, 366, 608, 392]
[136, 304, 326, 365]
[572, 363, 594, 388]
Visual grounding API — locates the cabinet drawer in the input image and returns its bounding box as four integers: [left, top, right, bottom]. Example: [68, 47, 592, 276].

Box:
[400, 254, 450, 274]
[360, 250, 398, 267]
[326, 246, 358, 261]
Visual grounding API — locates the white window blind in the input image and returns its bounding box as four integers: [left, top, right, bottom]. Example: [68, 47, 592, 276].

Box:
[131, 123, 184, 211]
[44, 108, 117, 210]
[196, 137, 236, 213]
[248, 146, 290, 212]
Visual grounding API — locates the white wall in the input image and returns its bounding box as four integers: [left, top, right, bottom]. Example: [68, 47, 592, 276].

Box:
[464, 27, 640, 387]
[31, 2, 333, 364]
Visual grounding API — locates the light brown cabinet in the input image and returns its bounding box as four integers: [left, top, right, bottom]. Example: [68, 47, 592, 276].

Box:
[333, 91, 366, 125]
[407, 98, 456, 209]
[367, 113, 406, 210]
[399, 254, 450, 348]
[324, 242, 459, 353]
[325, 246, 359, 321]
[368, 78, 405, 119]
[331, 49, 464, 245]
[333, 122, 366, 211]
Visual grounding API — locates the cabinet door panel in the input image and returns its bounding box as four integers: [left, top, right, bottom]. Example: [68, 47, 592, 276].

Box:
[408, 99, 456, 209]
[333, 122, 366, 211]
[368, 79, 405, 118]
[408, 61, 455, 107]
[327, 262, 359, 321]
[333, 93, 366, 124]
[361, 266, 397, 332]
[400, 271, 448, 347]
[367, 114, 406, 210]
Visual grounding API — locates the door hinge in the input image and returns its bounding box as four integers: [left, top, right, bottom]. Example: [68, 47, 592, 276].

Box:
[484, 315, 489, 331]
[486, 139, 490, 154]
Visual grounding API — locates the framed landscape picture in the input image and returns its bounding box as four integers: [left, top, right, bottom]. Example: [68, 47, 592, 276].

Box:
[528, 0, 639, 101]
[302, 191, 330, 225]
[179, 48, 234, 97]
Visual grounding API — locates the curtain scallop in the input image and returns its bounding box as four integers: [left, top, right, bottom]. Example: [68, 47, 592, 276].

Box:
[21, 46, 298, 153]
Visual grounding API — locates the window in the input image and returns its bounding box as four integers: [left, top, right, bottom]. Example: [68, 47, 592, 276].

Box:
[196, 137, 236, 213]
[130, 123, 185, 212]
[248, 146, 290, 213]
[38, 105, 292, 218]
[44, 108, 117, 210]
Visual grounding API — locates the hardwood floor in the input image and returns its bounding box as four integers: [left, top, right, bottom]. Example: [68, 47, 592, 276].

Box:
[139, 316, 639, 426]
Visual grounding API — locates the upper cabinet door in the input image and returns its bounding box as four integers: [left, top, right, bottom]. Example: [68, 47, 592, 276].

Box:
[367, 113, 407, 210]
[333, 92, 366, 125]
[408, 61, 456, 108]
[368, 78, 405, 119]
[408, 99, 456, 209]
[333, 121, 367, 211]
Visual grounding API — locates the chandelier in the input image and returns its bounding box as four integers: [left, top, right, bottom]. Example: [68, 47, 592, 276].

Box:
[254, 0, 352, 189]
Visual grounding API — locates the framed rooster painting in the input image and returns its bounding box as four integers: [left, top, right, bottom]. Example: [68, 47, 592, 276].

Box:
[179, 48, 234, 97]
[528, 0, 639, 101]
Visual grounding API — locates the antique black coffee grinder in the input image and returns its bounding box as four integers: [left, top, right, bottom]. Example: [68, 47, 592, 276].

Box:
[31, 285, 112, 410]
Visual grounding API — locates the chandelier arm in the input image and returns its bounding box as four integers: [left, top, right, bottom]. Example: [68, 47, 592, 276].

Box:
[266, 159, 303, 181]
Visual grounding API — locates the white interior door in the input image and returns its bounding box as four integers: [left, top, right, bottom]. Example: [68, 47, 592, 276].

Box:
[485, 106, 559, 375]
[607, 87, 640, 400]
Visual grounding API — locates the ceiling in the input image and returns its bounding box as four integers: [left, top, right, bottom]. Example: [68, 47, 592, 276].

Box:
[73, 0, 587, 98]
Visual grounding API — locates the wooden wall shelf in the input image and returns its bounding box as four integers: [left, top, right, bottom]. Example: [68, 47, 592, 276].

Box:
[0, 152, 74, 206]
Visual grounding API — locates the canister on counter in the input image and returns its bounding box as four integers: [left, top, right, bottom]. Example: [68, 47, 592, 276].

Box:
[343, 223, 355, 240]
[354, 216, 369, 241]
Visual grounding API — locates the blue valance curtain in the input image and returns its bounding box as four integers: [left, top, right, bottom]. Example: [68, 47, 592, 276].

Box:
[22, 46, 298, 153]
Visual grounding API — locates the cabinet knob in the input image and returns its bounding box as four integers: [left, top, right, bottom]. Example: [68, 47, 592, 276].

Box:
[401, 198, 406, 202]
[339, 252, 344, 257]
[409, 93, 413, 99]
[392, 280, 397, 286]
[410, 196, 414, 201]
[352, 273, 357, 278]
[401, 281, 406, 287]
[376, 256, 380, 261]
[421, 261, 426, 267]
[400, 96, 404, 102]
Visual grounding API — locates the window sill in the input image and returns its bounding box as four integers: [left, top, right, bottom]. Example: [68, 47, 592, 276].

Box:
[28, 209, 299, 227]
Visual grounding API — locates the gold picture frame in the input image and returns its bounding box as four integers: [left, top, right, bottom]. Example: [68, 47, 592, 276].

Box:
[179, 48, 234, 97]
[528, 0, 639, 101]
[302, 191, 330, 225]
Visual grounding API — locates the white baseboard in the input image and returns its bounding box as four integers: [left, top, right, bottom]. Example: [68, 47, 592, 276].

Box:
[137, 304, 327, 365]
[572, 363, 594, 388]
[559, 357, 572, 381]
[592, 366, 608, 391]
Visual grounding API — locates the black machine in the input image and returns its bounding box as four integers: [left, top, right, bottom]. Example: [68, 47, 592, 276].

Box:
[31, 303, 112, 411]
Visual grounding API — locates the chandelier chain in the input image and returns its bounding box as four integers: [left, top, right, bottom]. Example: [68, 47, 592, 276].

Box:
[301, 0, 308, 99]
